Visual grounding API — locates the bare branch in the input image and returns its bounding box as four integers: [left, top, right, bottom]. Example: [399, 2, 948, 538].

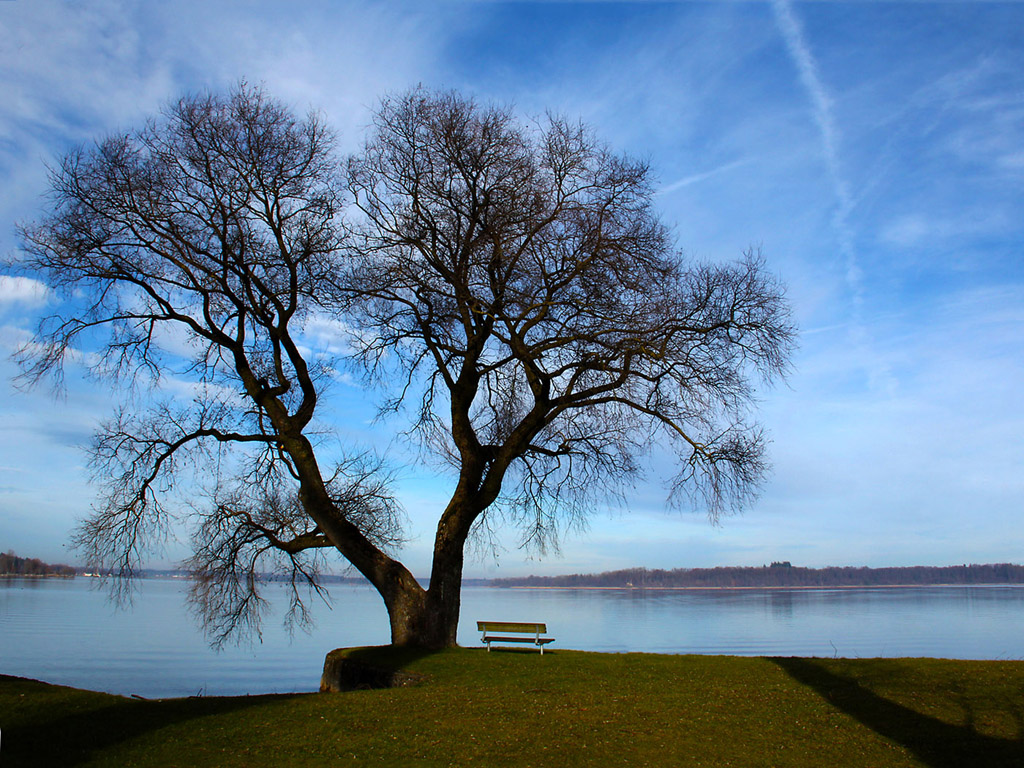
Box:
[184, 453, 403, 647]
[345, 87, 795, 557]
[17, 84, 420, 644]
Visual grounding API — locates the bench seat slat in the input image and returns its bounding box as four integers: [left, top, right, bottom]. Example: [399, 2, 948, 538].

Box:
[481, 635, 556, 644]
[477, 621, 546, 633]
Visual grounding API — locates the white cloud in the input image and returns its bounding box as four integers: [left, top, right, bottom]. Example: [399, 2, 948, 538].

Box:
[154, 377, 244, 408]
[0, 324, 33, 354]
[302, 315, 355, 357]
[878, 215, 931, 250]
[0, 276, 51, 308]
[879, 210, 1012, 250]
[999, 151, 1024, 170]
[0, 0, 471, 255]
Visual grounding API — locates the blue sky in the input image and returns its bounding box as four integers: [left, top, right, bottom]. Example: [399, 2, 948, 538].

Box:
[1, 0, 1022, 579]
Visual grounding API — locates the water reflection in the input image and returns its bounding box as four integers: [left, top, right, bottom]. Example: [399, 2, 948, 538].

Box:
[768, 590, 794, 618]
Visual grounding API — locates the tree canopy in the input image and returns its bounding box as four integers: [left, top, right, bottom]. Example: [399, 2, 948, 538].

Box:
[15, 85, 794, 648]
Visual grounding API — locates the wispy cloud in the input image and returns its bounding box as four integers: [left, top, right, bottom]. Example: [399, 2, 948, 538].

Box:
[658, 158, 749, 195]
[0, 1, 469, 252]
[879, 210, 1013, 250]
[1, 1, 1022, 574]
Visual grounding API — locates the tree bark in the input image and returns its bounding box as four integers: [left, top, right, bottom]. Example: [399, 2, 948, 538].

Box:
[383, 502, 474, 649]
[383, 583, 460, 649]
[375, 573, 461, 650]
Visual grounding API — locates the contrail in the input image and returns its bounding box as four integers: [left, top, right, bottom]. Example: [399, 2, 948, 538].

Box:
[771, 0, 862, 311]
[658, 158, 749, 195]
[771, 0, 897, 393]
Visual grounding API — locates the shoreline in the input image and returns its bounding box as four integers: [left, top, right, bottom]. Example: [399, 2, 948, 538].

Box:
[491, 582, 1024, 590]
[0, 573, 75, 579]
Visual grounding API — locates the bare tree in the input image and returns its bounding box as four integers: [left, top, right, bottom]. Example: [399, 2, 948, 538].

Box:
[15, 85, 794, 650]
[16, 85, 410, 645]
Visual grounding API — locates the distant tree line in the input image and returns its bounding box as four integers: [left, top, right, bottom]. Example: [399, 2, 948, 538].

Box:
[490, 563, 1024, 589]
[0, 551, 76, 578]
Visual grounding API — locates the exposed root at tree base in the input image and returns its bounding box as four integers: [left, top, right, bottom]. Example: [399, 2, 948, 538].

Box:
[320, 648, 429, 692]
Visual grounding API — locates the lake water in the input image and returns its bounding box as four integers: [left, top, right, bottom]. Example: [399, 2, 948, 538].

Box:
[2, 578, 1022, 698]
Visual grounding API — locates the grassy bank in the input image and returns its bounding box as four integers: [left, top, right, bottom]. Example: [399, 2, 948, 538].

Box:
[2, 648, 1023, 767]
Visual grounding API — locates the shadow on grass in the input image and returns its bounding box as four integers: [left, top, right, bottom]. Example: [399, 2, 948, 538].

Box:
[772, 658, 1024, 768]
[478, 646, 554, 655]
[342, 644, 440, 669]
[1, 675, 298, 768]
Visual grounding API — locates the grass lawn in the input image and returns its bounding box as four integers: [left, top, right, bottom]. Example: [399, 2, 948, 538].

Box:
[2, 648, 1023, 767]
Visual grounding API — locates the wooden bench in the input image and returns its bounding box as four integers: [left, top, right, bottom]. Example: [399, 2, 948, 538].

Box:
[477, 621, 555, 654]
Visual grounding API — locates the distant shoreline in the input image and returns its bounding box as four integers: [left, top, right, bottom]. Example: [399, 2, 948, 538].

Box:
[493, 583, 1024, 591]
[488, 563, 1024, 590]
[0, 573, 75, 579]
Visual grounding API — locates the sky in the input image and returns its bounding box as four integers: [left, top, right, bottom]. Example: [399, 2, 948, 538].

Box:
[0, 0, 1022, 580]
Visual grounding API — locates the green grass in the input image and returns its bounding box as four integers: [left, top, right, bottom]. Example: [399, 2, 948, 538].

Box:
[2, 648, 1023, 767]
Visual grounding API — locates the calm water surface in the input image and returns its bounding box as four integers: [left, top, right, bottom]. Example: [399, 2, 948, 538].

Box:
[1, 578, 1022, 698]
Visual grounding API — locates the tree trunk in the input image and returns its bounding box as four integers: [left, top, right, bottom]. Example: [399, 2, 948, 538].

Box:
[425, 543, 465, 647]
[382, 518, 468, 649]
[382, 589, 460, 649]
[381, 581, 461, 649]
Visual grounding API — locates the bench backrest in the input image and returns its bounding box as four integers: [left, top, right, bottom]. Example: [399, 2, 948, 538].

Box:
[477, 621, 547, 634]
